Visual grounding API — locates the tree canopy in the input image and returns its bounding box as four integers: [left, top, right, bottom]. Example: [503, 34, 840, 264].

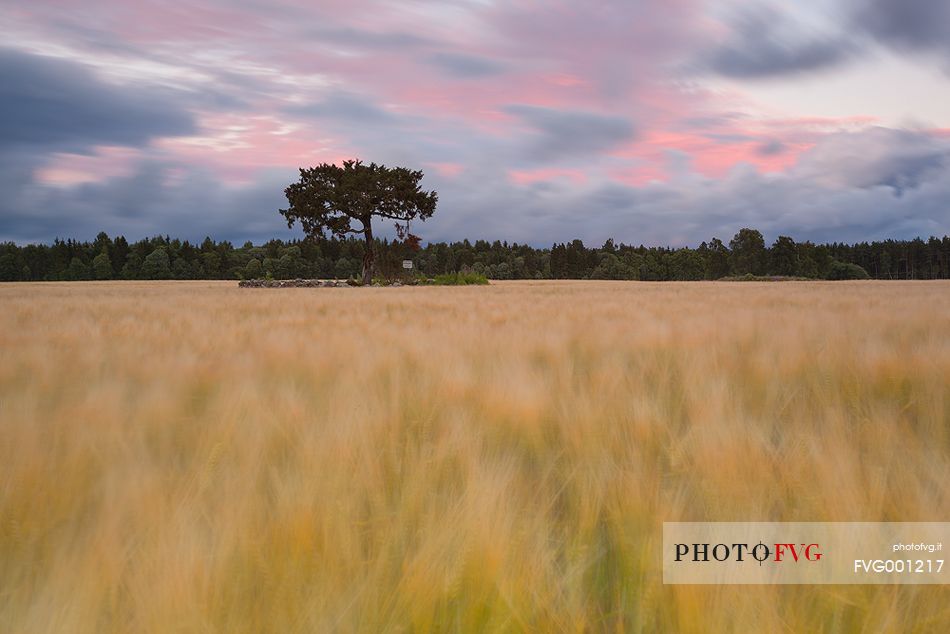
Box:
[2, 229, 948, 282]
[280, 160, 438, 284]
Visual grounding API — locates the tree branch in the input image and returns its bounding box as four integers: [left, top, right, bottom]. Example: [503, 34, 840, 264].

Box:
[372, 211, 412, 221]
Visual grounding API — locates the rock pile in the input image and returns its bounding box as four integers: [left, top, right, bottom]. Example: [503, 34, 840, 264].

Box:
[238, 279, 408, 288]
[239, 279, 351, 288]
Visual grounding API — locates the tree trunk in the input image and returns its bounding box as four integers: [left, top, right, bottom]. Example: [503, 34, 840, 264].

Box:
[361, 219, 374, 286]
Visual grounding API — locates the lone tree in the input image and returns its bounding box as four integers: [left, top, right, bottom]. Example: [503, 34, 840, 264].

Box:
[280, 159, 438, 285]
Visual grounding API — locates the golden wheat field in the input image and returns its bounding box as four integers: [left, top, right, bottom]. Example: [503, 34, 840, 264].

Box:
[1, 280, 948, 632]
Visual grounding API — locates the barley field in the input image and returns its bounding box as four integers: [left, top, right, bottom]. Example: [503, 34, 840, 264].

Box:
[1, 280, 948, 633]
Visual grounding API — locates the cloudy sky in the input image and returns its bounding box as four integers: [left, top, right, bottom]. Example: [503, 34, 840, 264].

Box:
[2, 0, 949, 246]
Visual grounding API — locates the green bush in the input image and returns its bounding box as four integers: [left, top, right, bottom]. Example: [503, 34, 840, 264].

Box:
[429, 271, 489, 285]
[826, 260, 870, 280]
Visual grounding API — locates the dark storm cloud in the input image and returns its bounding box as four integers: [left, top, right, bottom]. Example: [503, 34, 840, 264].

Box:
[503, 105, 636, 162]
[702, 8, 855, 79]
[0, 48, 196, 153]
[426, 52, 506, 78]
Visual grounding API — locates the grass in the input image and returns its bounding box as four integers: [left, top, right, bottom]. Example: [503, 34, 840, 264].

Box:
[1, 280, 948, 632]
[429, 271, 490, 285]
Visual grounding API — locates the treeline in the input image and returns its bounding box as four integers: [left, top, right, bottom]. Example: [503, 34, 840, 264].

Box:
[1, 228, 949, 281]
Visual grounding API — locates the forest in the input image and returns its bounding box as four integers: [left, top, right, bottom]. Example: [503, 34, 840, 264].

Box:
[1, 228, 949, 282]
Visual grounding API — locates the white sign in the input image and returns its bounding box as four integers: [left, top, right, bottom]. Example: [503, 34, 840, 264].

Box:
[402, 260, 413, 269]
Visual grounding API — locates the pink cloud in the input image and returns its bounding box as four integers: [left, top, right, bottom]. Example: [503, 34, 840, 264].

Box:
[155, 113, 354, 183]
[426, 162, 465, 178]
[35, 147, 144, 186]
[11, 0, 944, 245]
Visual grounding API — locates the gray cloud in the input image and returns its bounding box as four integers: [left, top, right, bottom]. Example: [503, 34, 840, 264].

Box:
[426, 52, 506, 78]
[793, 127, 949, 196]
[704, 2, 950, 81]
[419, 165, 950, 249]
[309, 26, 436, 51]
[2, 3, 949, 249]
[504, 105, 636, 162]
[703, 8, 856, 79]
[3, 127, 949, 247]
[0, 48, 195, 153]
[757, 139, 786, 156]
[287, 92, 398, 123]
[852, 0, 950, 52]
[416, 126, 950, 247]
[0, 160, 298, 244]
